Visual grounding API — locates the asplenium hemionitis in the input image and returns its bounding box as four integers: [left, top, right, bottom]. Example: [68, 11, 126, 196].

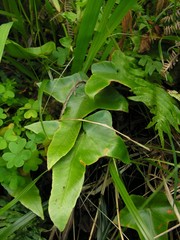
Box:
[85, 50, 180, 147]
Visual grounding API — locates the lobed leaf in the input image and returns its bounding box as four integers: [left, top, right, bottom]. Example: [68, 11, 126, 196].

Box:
[25, 120, 60, 139]
[86, 50, 180, 146]
[41, 72, 128, 169]
[49, 110, 130, 231]
[77, 111, 130, 165]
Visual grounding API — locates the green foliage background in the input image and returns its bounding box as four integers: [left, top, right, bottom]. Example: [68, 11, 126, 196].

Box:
[0, 0, 179, 239]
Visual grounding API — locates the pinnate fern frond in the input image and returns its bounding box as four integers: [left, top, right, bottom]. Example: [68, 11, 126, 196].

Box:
[161, 50, 179, 76]
[112, 51, 180, 146]
[129, 79, 180, 146]
[161, 7, 180, 35]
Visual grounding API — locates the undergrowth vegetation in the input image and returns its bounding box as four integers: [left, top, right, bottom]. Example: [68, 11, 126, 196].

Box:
[0, 0, 180, 239]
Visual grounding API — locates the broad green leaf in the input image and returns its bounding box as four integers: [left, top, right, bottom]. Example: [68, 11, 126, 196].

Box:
[49, 110, 129, 231]
[47, 121, 82, 169]
[29, 78, 128, 170]
[85, 51, 144, 98]
[40, 72, 87, 103]
[25, 120, 60, 139]
[77, 111, 130, 165]
[2, 176, 44, 219]
[5, 40, 55, 59]
[49, 148, 85, 231]
[94, 86, 128, 112]
[41, 73, 128, 169]
[46, 81, 128, 169]
[0, 22, 13, 62]
[86, 50, 180, 146]
[118, 193, 180, 240]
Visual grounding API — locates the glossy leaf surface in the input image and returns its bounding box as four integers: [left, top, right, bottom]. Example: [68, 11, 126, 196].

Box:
[0, 22, 13, 62]
[85, 50, 180, 146]
[49, 110, 130, 231]
[77, 111, 130, 165]
[25, 121, 60, 139]
[43, 74, 128, 169]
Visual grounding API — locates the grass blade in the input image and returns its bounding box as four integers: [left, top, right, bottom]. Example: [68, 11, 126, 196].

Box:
[0, 171, 46, 216]
[0, 22, 13, 62]
[109, 159, 153, 240]
[83, 0, 136, 72]
[71, 0, 104, 73]
[0, 202, 48, 240]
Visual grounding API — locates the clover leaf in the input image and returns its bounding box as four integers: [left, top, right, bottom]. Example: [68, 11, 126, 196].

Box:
[3, 90, 14, 99]
[0, 82, 15, 104]
[23, 150, 42, 173]
[4, 128, 18, 142]
[2, 138, 31, 168]
[0, 108, 7, 126]
[0, 137, 7, 150]
[0, 84, 5, 94]
[26, 131, 45, 144]
[0, 127, 17, 150]
[52, 47, 69, 66]
[20, 99, 39, 119]
[0, 167, 26, 190]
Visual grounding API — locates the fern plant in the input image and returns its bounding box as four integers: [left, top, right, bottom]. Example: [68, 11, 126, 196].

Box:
[85, 50, 180, 147]
[1, 1, 180, 239]
[161, 43, 180, 78]
[159, 3, 180, 80]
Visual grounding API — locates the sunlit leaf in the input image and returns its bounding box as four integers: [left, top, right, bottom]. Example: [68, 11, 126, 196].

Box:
[77, 111, 130, 165]
[25, 120, 60, 139]
[85, 50, 180, 146]
[49, 149, 85, 231]
[49, 110, 129, 231]
[47, 82, 128, 169]
[0, 137, 7, 150]
[24, 109, 38, 119]
[0, 22, 13, 62]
